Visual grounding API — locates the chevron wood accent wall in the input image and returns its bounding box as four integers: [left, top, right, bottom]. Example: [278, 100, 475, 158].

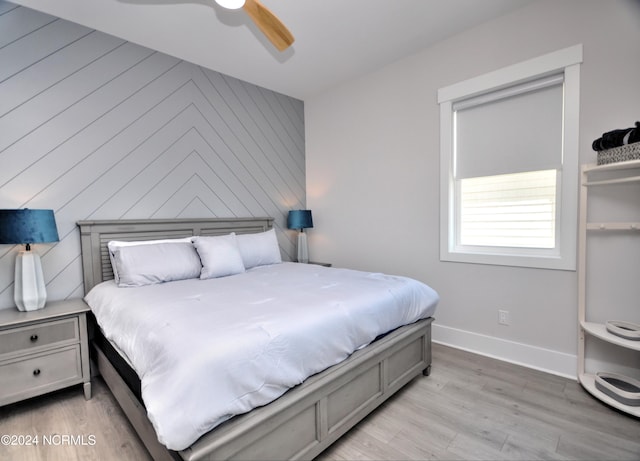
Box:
[0, 2, 306, 309]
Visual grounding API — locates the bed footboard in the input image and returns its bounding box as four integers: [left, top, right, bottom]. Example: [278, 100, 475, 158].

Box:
[94, 317, 432, 461]
[181, 317, 433, 461]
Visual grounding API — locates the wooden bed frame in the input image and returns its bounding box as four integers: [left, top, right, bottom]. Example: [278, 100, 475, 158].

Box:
[77, 217, 433, 461]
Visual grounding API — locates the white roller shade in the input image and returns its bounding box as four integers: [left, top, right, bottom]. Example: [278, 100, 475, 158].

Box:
[453, 74, 564, 179]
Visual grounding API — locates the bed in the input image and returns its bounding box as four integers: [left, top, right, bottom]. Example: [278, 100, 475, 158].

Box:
[77, 217, 437, 461]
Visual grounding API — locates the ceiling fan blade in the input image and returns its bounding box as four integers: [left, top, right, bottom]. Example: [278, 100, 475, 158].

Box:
[242, 0, 294, 51]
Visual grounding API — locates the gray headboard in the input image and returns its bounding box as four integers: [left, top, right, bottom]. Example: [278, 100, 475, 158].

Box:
[77, 217, 274, 294]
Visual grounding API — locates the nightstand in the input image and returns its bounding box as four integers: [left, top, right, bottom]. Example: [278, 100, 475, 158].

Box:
[0, 299, 91, 406]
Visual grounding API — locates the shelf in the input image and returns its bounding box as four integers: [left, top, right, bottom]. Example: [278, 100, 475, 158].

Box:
[581, 321, 640, 351]
[583, 160, 640, 186]
[584, 175, 640, 186]
[579, 160, 639, 416]
[587, 222, 640, 231]
[584, 159, 640, 174]
[579, 373, 640, 417]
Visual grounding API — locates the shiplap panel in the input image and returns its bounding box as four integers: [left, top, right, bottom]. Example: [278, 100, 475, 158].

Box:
[0, 32, 126, 116]
[273, 88, 305, 148]
[44, 79, 289, 223]
[112, 129, 255, 218]
[177, 197, 218, 220]
[237, 80, 305, 194]
[52, 103, 262, 229]
[0, 19, 92, 82]
[200, 71, 301, 211]
[225, 74, 303, 200]
[184, 84, 303, 214]
[75, 98, 256, 218]
[0, 1, 305, 309]
[149, 173, 236, 218]
[122, 150, 237, 218]
[279, 86, 304, 131]
[195, 69, 305, 195]
[84, 125, 221, 219]
[24, 78, 197, 216]
[193, 71, 289, 202]
[253, 84, 305, 166]
[0, 5, 55, 48]
[0, 2, 16, 14]
[45, 248, 84, 301]
[0, 42, 157, 154]
[252, 89, 305, 170]
[0, 51, 178, 190]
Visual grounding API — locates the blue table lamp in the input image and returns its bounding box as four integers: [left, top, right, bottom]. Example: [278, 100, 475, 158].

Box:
[287, 210, 313, 263]
[0, 209, 59, 311]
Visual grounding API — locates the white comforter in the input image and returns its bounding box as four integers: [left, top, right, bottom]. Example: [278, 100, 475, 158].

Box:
[85, 262, 439, 451]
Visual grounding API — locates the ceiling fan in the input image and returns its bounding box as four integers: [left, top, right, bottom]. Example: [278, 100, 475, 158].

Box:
[215, 0, 294, 51]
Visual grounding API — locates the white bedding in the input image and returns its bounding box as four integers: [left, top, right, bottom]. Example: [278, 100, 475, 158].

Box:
[85, 262, 439, 451]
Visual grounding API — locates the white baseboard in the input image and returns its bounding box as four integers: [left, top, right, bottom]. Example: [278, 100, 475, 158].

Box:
[432, 323, 577, 380]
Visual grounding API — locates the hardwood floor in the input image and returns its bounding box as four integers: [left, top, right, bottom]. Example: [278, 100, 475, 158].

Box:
[0, 374, 151, 461]
[321, 344, 640, 460]
[1, 343, 639, 460]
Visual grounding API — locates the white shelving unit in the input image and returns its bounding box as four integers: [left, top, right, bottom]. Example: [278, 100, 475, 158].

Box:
[578, 159, 640, 417]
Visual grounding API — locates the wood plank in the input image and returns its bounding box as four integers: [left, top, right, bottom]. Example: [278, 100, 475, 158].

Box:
[0, 19, 92, 83]
[0, 6, 56, 50]
[0, 47, 176, 187]
[0, 377, 151, 461]
[323, 343, 640, 460]
[0, 1, 19, 15]
[0, 31, 126, 116]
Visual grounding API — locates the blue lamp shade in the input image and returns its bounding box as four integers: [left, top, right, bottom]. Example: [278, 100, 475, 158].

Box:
[0, 209, 59, 246]
[287, 210, 313, 264]
[287, 210, 313, 230]
[0, 209, 59, 312]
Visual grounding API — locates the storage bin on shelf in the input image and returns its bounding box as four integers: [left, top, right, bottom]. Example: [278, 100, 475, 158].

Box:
[597, 142, 640, 165]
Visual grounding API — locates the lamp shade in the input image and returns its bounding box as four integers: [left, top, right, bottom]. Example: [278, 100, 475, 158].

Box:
[0, 210, 58, 312]
[0, 209, 59, 245]
[287, 210, 313, 230]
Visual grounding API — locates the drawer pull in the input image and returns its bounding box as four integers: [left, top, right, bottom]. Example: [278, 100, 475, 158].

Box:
[30, 334, 39, 342]
[33, 368, 41, 376]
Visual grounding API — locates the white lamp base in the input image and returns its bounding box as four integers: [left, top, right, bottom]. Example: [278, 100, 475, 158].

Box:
[14, 250, 47, 311]
[297, 231, 309, 264]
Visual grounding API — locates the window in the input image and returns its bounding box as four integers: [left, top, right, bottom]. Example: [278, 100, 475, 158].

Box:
[459, 169, 557, 249]
[438, 45, 582, 270]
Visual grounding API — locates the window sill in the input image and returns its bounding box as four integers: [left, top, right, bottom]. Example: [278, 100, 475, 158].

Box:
[440, 248, 575, 271]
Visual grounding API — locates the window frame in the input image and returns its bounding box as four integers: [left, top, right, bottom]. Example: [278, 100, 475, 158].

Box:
[438, 45, 582, 270]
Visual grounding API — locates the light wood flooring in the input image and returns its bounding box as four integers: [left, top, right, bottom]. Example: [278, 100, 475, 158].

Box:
[1, 343, 639, 460]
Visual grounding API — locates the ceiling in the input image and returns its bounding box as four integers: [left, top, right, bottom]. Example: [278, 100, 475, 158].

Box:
[11, 0, 533, 100]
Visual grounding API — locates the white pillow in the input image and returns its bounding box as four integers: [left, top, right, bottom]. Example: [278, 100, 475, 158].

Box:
[108, 237, 193, 284]
[112, 242, 202, 287]
[235, 228, 282, 269]
[192, 234, 245, 279]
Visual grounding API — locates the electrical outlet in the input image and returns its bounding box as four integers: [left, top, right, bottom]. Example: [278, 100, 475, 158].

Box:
[498, 309, 510, 326]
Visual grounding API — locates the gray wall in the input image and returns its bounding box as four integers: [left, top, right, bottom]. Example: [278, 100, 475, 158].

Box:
[0, 1, 305, 309]
[306, 0, 640, 377]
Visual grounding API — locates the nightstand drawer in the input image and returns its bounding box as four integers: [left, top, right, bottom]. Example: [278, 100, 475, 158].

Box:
[0, 317, 79, 359]
[0, 346, 81, 405]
